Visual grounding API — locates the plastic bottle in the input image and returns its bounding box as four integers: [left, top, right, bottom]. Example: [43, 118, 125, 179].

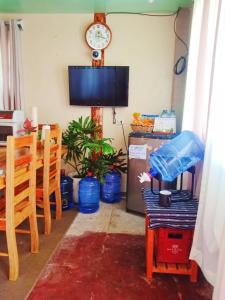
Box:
[61, 176, 74, 210]
[61, 180, 69, 210]
[78, 176, 100, 213]
[170, 110, 176, 118]
[50, 176, 74, 210]
[101, 171, 121, 203]
[160, 109, 169, 118]
[149, 130, 205, 182]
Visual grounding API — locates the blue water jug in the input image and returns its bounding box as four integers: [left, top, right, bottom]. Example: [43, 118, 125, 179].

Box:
[60, 176, 74, 210]
[102, 171, 121, 203]
[50, 176, 74, 210]
[78, 176, 100, 213]
[149, 130, 205, 182]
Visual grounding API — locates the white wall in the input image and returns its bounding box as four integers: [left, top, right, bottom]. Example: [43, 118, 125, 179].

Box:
[105, 14, 175, 149]
[171, 8, 192, 133]
[0, 13, 175, 191]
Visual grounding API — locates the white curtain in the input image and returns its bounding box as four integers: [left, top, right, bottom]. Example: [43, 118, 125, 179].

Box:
[182, 0, 225, 299]
[0, 20, 23, 110]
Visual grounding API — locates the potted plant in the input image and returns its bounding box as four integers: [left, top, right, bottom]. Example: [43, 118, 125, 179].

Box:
[17, 118, 37, 135]
[62, 116, 115, 202]
[102, 149, 127, 174]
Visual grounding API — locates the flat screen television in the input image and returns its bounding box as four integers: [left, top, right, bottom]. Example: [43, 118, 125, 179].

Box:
[68, 66, 129, 107]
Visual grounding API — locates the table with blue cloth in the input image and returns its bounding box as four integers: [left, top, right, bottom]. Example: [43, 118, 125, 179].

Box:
[143, 188, 198, 229]
[142, 187, 199, 282]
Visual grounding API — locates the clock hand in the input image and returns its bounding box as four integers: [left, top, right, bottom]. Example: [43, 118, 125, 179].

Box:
[95, 33, 106, 40]
[98, 35, 107, 40]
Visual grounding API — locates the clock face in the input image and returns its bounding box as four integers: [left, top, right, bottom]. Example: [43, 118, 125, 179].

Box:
[85, 23, 111, 50]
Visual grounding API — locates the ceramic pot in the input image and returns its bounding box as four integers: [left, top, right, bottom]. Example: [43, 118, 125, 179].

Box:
[68, 172, 81, 204]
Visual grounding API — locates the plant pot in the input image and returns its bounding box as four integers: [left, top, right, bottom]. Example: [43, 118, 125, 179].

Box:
[68, 172, 82, 204]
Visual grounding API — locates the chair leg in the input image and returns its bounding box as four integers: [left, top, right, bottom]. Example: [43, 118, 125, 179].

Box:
[43, 193, 52, 235]
[29, 212, 39, 253]
[6, 227, 19, 281]
[55, 187, 62, 220]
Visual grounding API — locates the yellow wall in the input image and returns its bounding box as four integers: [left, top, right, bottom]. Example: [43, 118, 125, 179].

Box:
[0, 13, 175, 190]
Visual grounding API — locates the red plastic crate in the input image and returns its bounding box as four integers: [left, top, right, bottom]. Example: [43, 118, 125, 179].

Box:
[155, 228, 193, 264]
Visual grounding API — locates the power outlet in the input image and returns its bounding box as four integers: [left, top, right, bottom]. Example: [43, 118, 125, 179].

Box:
[116, 119, 123, 125]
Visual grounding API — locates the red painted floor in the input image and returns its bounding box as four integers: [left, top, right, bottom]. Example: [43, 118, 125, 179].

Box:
[27, 232, 213, 300]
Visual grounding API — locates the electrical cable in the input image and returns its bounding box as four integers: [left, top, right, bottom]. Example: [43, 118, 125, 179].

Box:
[173, 56, 186, 75]
[120, 121, 128, 153]
[107, 8, 190, 151]
[106, 8, 190, 75]
[173, 8, 189, 75]
[106, 11, 178, 17]
[111, 107, 128, 153]
[112, 107, 116, 124]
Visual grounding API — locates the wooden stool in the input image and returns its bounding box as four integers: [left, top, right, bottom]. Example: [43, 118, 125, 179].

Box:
[143, 187, 199, 282]
[145, 216, 198, 282]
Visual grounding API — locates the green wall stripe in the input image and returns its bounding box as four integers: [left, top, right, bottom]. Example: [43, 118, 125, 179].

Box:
[0, 0, 193, 14]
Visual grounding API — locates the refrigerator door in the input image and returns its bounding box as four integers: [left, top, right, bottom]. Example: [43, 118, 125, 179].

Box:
[126, 135, 169, 214]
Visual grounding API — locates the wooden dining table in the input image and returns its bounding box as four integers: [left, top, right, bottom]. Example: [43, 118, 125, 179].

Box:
[0, 143, 67, 191]
[0, 144, 45, 190]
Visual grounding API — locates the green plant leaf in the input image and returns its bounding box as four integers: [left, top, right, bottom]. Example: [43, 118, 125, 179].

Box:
[63, 117, 127, 179]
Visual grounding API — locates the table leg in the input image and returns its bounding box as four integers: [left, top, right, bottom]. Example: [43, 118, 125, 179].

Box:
[145, 216, 149, 244]
[146, 226, 154, 280]
[190, 260, 198, 282]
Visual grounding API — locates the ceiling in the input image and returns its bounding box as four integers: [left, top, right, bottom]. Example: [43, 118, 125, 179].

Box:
[0, 0, 193, 14]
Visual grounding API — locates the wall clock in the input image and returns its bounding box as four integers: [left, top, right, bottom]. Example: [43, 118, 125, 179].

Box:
[85, 23, 112, 50]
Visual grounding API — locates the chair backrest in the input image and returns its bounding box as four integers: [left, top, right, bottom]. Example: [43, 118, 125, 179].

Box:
[38, 124, 59, 131]
[6, 133, 36, 227]
[42, 126, 62, 191]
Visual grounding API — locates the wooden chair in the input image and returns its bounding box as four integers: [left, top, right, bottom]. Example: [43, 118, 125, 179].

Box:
[0, 133, 39, 280]
[36, 125, 62, 235]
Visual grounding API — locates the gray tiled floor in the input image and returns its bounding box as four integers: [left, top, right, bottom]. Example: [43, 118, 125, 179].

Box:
[66, 199, 145, 236]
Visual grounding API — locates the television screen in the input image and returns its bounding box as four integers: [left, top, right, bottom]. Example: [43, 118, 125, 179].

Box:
[68, 66, 129, 107]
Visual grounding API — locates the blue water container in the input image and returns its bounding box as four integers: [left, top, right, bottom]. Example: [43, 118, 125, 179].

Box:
[60, 176, 74, 210]
[78, 176, 100, 213]
[101, 171, 121, 203]
[149, 130, 205, 182]
[51, 176, 74, 210]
